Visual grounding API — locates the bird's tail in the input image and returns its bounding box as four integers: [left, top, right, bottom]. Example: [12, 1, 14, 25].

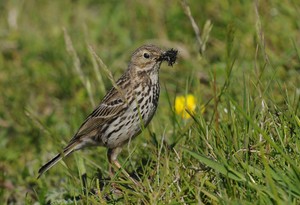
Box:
[37, 142, 78, 179]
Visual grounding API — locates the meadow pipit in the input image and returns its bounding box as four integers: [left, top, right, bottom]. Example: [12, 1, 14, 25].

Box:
[38, 45, 177, 184]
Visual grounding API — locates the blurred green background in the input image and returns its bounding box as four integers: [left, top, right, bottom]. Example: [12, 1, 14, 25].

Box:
[0, 0, 299, 204]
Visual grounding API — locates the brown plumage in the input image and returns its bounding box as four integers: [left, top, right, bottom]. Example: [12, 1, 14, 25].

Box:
[38, 45, 177, 182]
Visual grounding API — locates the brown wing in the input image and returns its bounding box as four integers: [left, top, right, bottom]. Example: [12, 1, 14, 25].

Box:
[38, 79, 131, 178]
[67, 74, 131, 145]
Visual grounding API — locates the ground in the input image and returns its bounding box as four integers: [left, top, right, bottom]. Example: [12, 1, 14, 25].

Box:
[0, 0, 299, 204]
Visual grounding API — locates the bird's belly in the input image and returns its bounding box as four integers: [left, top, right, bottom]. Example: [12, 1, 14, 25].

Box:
[102, 100, 157, 149]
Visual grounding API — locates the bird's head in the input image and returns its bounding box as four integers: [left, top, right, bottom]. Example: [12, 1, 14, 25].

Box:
[129, 44, 177, 74]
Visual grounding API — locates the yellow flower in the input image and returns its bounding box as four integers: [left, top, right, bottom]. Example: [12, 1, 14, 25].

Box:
[175, 94, 197, 119]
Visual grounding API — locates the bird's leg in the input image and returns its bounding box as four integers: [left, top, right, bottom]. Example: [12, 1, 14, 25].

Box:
[107, 147, 122, 179]
[107, 147, 140, 186]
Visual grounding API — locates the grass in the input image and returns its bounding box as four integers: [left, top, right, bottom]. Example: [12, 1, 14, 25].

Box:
[1, 0, 299, 204]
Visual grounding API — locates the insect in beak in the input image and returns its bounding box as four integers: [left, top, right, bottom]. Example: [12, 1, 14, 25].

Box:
[158, 48, 178, 66]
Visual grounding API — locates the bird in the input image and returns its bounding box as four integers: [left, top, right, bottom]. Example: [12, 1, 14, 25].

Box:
[38, 44, 177, 183]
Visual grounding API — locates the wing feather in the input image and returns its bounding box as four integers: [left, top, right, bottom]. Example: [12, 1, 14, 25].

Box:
[67, 73, 131, 144]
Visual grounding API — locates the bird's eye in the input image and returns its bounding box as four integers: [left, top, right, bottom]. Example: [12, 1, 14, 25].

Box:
[143, 53, 150, 59]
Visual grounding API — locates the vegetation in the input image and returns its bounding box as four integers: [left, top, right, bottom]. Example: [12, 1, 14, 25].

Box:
[1, 0, 299, 204]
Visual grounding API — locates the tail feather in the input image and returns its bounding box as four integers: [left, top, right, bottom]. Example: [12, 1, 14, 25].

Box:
[37, 143, 77, 179]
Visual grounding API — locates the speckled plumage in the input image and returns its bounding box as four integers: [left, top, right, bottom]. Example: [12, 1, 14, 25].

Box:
[38, 45, 177, 181]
